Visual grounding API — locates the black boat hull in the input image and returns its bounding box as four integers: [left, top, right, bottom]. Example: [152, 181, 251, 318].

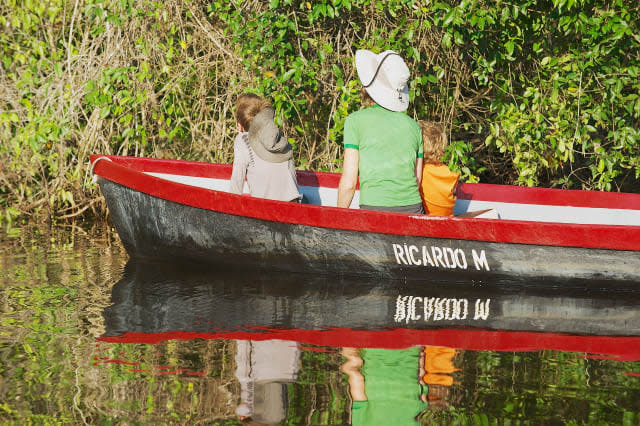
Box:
[100, 178, 640, 286]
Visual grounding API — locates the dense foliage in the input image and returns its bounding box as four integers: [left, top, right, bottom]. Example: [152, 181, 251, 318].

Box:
[1, 0, 639, 223]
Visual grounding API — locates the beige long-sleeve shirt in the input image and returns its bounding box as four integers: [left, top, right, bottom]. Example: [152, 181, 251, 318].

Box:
[229, 132, 301, 202]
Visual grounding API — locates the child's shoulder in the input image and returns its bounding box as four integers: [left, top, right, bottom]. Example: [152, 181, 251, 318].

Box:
[404, 114, 421, 129]
[424, 162, 459, 177]
[234, 131, 249, 146]
[348, 106, 376, 119]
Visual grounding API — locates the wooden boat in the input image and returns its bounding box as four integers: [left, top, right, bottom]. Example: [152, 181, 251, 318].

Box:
[100, 261, 640, 360]
[90, 155, 640, 285]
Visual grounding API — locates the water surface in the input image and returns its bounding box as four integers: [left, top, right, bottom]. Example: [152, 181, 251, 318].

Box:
[1, 225, 639, 424]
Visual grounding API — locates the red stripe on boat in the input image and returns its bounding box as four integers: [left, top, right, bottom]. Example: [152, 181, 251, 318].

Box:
[90, 155, 640, 251]
[97, 328, 640, 361]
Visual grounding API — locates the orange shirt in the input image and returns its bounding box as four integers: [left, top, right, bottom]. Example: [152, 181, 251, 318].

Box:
[420, 163, 460, 216]
[422, 346, 458, 386]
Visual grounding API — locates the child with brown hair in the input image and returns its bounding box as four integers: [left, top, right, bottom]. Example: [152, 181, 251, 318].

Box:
[419, 121, 460, 216]
[229, 93, 301, 202]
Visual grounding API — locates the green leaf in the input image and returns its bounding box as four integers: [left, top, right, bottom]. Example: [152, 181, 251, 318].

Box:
[332, 64, 342, 79]
[443, 9, 456, 26]
[281, 68, 296, 82]
[441, 32, 452, 49]
[23, 343, 33, 354]
[505, 40, 515, 56]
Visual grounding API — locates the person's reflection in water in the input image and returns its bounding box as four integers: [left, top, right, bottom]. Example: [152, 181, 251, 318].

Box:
[235, 339, 301, 425]
[418, 346, 458, 408]
[341, 347, 426, 425]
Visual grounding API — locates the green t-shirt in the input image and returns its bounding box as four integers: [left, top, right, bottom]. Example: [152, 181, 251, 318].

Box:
[351, 347, 425, 426]
[344, 105, 423, 207]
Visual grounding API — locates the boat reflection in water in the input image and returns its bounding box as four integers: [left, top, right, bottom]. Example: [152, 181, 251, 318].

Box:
[101, 261, 640, 425]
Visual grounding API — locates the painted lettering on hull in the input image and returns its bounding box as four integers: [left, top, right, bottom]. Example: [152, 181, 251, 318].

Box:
[394, 295, 491, 323]
[392, 244, 490, 271]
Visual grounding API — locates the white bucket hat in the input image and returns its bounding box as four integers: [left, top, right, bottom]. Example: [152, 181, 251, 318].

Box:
[355, 49, 410, 112]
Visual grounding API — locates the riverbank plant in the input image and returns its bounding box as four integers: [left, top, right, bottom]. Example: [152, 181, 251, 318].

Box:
[1, 0, 639, 224]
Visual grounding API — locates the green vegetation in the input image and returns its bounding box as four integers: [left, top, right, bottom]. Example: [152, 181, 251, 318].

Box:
[1, 0, 639, 224]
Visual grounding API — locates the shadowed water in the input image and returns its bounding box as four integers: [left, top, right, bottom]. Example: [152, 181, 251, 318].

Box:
[1, 225, 640, 424]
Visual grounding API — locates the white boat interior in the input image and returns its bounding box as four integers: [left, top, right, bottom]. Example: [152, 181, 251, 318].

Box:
[146, 172, 640, 227]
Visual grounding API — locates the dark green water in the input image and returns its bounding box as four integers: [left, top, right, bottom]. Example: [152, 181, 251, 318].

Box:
[1, 225, 640, 425]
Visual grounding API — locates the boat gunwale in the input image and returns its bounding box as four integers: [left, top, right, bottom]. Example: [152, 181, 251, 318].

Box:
[92, 155, 640, 210]
[91, 155, 640, 252]
[97, 328, 640, 360]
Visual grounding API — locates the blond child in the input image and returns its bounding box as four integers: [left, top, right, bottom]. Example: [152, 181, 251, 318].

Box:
[419, 122, 460, 216]
[229, 93, 301, 202]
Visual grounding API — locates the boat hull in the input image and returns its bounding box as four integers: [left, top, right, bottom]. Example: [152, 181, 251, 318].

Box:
[99, 178, 640, 286]
[101, 261, 640, 356]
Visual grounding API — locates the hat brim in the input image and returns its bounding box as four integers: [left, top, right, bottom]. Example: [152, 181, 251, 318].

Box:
[365, 82, 409, 112]
[247, 108, 292, 163]
[355, 50, 409, 112]
[248, 133, 292, 163]
[355, 50, 378, 88]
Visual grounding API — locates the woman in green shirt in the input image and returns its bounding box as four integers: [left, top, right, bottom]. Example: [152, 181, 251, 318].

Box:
[337, 50, 424, 213]
[341, 347, 426, 425]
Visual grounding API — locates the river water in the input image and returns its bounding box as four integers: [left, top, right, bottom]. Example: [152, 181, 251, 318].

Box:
[1, 225, 639, 424]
